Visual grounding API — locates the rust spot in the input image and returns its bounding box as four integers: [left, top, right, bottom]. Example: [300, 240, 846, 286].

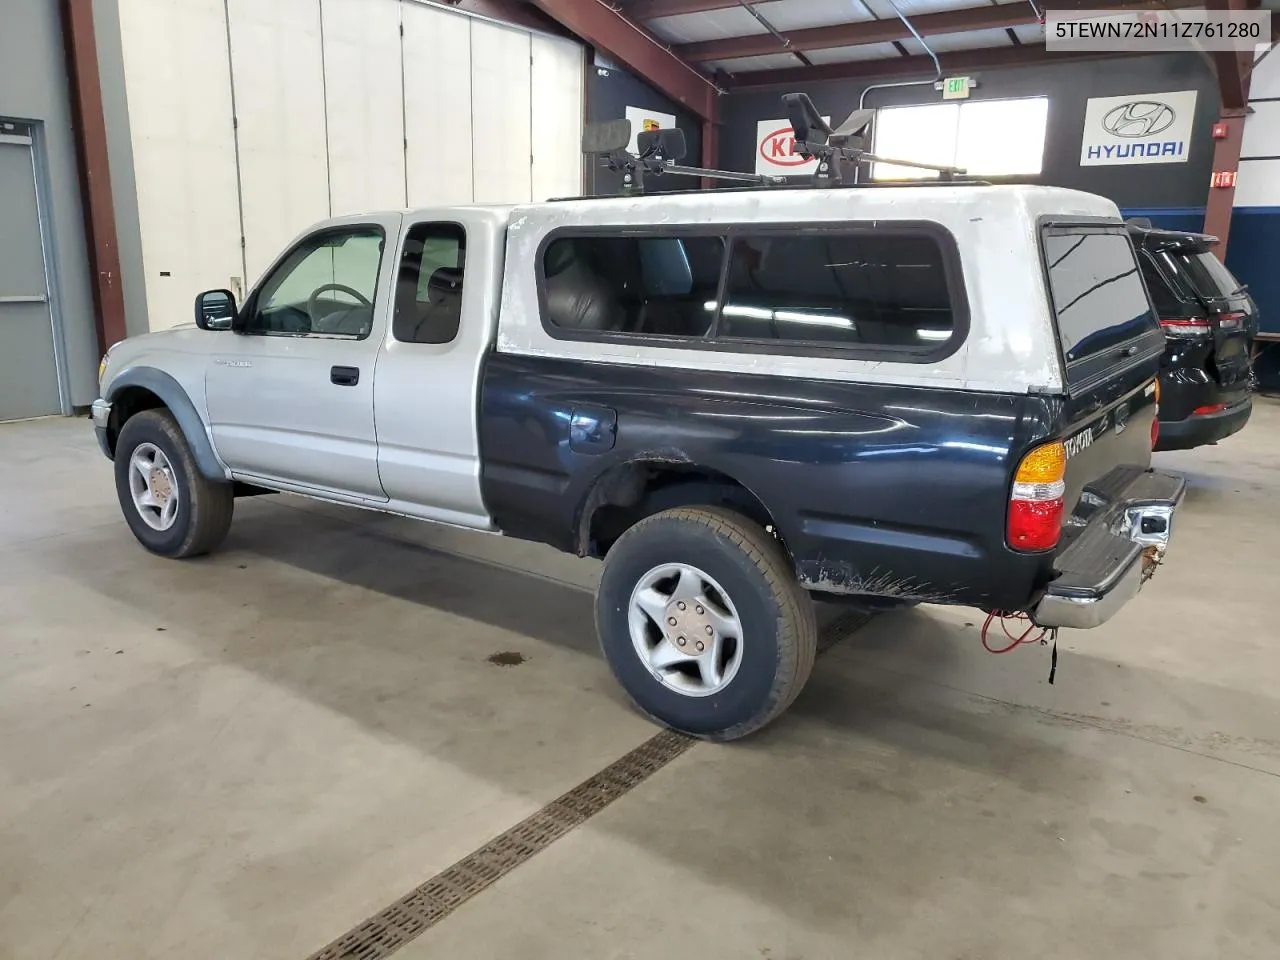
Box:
[488, 651, 526, 667]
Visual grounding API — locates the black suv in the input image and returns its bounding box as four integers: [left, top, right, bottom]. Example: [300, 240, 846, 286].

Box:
[1128, 220, 1257, 451]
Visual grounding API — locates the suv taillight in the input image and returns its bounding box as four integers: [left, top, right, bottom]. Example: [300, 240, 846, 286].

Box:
[1008, 441, 1066, 552]
[1217, 311, 1247, 330]
[1159, 316, 1211, 335]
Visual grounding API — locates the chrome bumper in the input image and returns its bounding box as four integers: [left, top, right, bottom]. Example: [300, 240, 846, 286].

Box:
[1032, 470, 1186, 630]
[91, 398, 113, 459]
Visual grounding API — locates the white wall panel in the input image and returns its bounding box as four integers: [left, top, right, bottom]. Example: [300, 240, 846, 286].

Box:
[530, 35, 583, 201]
[403, 3, 473, 207]
[1241, 101, 1280, 160]
[321, 0, 405, 216]
[470, 20, 532, 204]
[1235, 159, 1280, 208]
[118, 0, 242, 330]
[1252, 44, 1280, 100]
[228, 0, 330, 282]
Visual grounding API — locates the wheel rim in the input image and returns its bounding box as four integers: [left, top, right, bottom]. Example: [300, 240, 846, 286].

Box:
[628, 563, 744, 698]
[127, 442, 180, 532]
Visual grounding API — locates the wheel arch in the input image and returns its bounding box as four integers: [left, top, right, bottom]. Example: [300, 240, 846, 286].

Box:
[106, 367, 228, 481]
[574, 458, 791, 564]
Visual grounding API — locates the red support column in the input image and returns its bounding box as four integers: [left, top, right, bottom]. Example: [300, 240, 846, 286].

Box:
[59, 0, 129, 352]
[1203, 2, 1251, 262]
[1204, 108, 1247, 260]
[700, 117, 720, 189]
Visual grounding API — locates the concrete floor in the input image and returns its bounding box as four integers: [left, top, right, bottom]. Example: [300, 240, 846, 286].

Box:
[3, 405, 1280, 960]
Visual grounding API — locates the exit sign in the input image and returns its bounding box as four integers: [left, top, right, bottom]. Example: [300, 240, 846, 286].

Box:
[942, 76, 971, 99]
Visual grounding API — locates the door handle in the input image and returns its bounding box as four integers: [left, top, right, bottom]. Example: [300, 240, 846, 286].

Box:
[330, 365, 360, 386]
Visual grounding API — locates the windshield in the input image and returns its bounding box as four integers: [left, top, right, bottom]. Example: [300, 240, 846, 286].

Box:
[1163, 249, 1242, 301]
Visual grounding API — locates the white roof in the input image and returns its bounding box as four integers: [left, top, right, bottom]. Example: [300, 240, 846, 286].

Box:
[496, 184, 1124, 396]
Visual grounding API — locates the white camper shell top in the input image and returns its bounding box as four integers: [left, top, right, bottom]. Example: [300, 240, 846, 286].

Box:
[495, 184, 1125, 396]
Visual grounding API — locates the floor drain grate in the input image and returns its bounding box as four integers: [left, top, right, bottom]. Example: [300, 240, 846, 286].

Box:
[306, 611, 871, 959]
[306, 730, 695, 960]
[817, 609, 874, 653]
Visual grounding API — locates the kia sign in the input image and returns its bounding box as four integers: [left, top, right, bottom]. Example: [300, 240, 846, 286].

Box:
[1080, 90, 1196, 166]
[754, 116, 829, 175]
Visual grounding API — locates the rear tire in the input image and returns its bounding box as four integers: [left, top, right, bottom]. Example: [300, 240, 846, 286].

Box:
[595, 506, 817, 740]
[114, 409, 233, 558]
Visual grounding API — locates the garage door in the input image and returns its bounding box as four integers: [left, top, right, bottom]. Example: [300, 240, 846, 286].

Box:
[0, 127, 62, 421]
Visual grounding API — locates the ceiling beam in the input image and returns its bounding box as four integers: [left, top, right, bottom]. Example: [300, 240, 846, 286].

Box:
[724, 42, 1134, 90]
[529, 0, 719, 120]
[678, 5, 1041, 62]
[624, 0, 741, 19]
[677, 0, 1207, 62]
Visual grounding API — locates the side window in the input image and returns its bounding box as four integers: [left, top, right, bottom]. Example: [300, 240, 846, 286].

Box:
[1042, 230, 1158, 364]
[1137, 252, 1187, 317]
[541, 234, 724, 337]
[718, 232, 956, 349]
[248, 227, 384, 338]
[393, 222, 467, 344]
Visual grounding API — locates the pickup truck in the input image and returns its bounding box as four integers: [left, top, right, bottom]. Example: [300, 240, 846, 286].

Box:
[93, 181, 1185, 740]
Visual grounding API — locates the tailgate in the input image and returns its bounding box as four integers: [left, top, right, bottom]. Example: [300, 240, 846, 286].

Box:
[1209, 304, 1253, 386]
[1041, 225, 1164, 521]
[1166, 248, 1253, 385]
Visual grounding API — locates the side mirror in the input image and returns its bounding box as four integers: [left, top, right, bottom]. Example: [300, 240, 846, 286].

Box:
[195, 289, 236, 330]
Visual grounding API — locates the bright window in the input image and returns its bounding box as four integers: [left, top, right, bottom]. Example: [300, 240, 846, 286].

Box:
[872, 96, 1049, 180]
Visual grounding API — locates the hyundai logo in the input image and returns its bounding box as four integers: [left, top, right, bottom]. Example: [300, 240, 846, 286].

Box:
[1102, 100, 1176, 138]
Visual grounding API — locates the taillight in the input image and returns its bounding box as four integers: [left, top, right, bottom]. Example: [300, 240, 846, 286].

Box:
[1008, 441, 1066, 552]
[1159, 316, 1211, 335]
[1193, 403, 1228, 416]
[1218, 311, 1247, 330]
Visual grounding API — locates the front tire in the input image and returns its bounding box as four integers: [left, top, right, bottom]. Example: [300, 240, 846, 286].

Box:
[595, 506, 817, 741]
[114, 409, 233, 558]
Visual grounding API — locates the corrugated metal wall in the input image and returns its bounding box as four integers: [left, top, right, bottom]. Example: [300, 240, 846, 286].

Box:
[118, 0, 583, 331]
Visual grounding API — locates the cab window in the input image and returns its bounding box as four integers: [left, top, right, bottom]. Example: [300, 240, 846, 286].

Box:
[246, 227, 384, 338]
[393, 222, 466, 344]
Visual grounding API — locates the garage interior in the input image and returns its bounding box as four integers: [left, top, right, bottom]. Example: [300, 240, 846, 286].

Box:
[5, 0, 1280, 957]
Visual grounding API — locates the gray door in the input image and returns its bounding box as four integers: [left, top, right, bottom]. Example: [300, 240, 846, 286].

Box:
[0, 130, 62, 421]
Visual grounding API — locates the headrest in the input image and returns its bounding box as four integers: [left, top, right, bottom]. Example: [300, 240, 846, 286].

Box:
[544, 239, 577, 278]
[427, 267, 463, 297]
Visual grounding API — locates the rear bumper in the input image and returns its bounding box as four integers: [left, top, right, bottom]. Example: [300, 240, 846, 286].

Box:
[1156, 396, 1251, 451]
[1032, 469, 1186, 630]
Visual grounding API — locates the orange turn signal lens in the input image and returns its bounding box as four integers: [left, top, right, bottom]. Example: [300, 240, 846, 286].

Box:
[1014, 441, 1066, 485]
[1153, 378, 1160, 405]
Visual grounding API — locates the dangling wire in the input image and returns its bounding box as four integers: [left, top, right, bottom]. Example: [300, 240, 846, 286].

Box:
[980, 611, 1048, 654]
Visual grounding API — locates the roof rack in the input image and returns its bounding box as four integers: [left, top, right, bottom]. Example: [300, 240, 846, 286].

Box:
[783, 93, 966, 185]
[582, 119, 784, 196]
[581, 93, 968, 197]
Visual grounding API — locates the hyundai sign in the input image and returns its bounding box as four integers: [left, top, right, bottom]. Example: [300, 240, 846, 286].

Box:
[1079, 90, 1197, 166]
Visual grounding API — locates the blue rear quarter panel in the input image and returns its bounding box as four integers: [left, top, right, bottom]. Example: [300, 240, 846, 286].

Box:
[479, 354, 1052, 609]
